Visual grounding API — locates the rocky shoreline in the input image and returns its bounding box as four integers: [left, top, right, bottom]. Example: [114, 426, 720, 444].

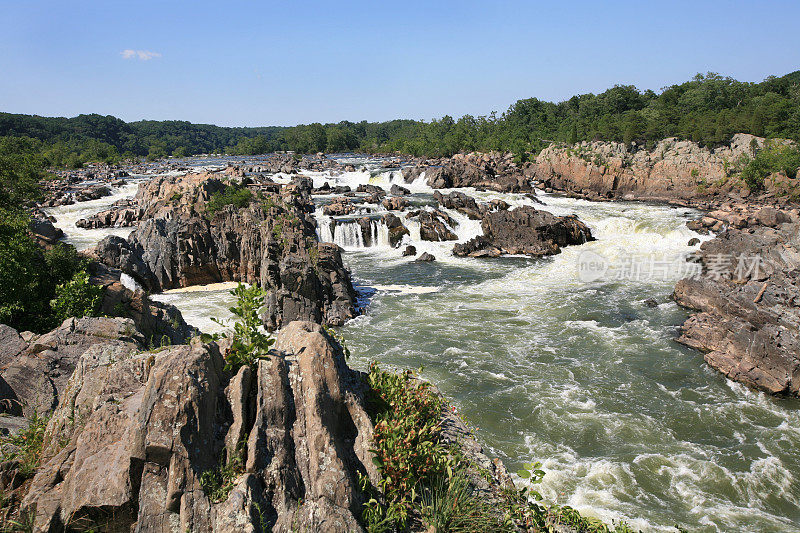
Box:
[526, 134, 799, 398]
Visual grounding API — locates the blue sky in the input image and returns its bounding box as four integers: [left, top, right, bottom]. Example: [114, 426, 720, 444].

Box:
[1, 0, 799, 127]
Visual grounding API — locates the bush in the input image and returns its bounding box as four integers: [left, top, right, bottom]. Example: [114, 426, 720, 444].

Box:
[213, 283, 274, 372]
[206, 185, 253, 217]
[50, 271, 104, 323]
[362, 364, 450, 529]
[741, 143, 800, 191]
[0, 210, 96, 332]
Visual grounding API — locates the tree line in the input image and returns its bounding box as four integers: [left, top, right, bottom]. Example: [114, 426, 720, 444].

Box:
[1, 70, 798, 167]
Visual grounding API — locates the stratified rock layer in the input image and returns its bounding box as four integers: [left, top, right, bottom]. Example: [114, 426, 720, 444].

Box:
[534, 134, 799, 202]
[674, 221, 800, 396]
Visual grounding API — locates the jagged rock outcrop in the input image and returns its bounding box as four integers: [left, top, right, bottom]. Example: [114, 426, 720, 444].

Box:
[405, 152, 532, 192]
[383, 213, 409, 247]
[90, 173, 358, 330]
[434, 190, 483, 219]
[674, 220, 800, 396]
[535, 134, 799, 203]
[382, 196, 409, 211]
[454, 206, 594, 257]
[21, 322, 379, 532]
[407, 209, 458, 241]
[0, 318, 145, 417]
[89, 262, 197, 345]
[323, 199, 356, 216]
[14, 320, 519, 532]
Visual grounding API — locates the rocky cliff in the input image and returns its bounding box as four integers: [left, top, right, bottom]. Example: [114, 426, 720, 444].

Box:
[534, 134, 799, 204]
[90, 172, 358, 330]
[673, 220, 800, 396]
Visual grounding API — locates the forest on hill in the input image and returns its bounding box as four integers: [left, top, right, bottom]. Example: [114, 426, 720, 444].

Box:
[0, 70, 798, 167]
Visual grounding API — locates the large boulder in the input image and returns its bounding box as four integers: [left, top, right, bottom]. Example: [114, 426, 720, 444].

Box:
[454, 206, 594, 257]
[0, 317, 144, 417]
[408, 209, 458, 242]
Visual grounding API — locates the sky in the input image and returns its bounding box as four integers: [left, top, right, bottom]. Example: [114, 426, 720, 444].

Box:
[1, 0, 799, 127]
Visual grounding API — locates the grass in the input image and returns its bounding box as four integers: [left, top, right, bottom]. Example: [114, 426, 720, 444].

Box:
[199, 446, 244, 503]
[0, 412, 47, 478]
[0, 412, 48, 532]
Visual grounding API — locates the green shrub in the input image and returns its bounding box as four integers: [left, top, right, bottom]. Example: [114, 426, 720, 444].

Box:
[741, 143, 800, 191]
[0, 411, 48, 478]
[362, 364, 450, 529]
[206, 185, 253, 217]
[199, 446, 244, 503]
[0, 212, 91, 332]
[50, 271, 104, 323]
[213, 283, 274, 372]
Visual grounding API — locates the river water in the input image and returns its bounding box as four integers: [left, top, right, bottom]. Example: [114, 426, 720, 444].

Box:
[47, 159, 800, 532]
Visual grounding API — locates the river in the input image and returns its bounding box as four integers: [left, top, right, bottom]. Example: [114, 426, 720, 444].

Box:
[46, 158, 800, 532]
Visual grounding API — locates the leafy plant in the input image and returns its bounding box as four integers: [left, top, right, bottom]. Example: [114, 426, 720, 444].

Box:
[206, 184, 253, 218]
[363, 364, 449, 529]
[199, 446, 244, 503]
[50, 270, 104, 323]
[213, 283, 274, 372]
[0, 411, 48, 478]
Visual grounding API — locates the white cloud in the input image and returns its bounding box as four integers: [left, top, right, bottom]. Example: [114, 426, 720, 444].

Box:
[120, 49, 162, 61]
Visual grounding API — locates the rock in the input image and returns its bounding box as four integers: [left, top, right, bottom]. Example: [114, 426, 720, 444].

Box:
[534, 134, 800, 203]
[21, 322, 380, 532]
[382, 213, 409, 247]
[688, 237, 700, 246]
[389, 184, 410, 196]
[643, 298, 659, 308]
[453, 206, 594, 257]
[355, 184, 385, 198]
[323, 199, 355, 216]
[28, 216, 63, 245]
[91, 173, 358, 330]
[401, 166, 424, 184]
[414, 153, 531, 192]
[381, 196, 409, 211]
[401, 245, 417, 257]
[76, 202, 144, 229]
[755, 207, 791, 227]
[0, 317, 144, 416]
[415, 252, 436, 262]
[410, 209, 458, 241]
[673, 222, 800, 396]
[434, 191, 483, 220]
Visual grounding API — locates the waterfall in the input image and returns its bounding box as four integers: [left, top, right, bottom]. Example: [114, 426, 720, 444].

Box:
[318, 218, 392, 250]
[333, 221, 365, 249]
[316, 216, 335, 242]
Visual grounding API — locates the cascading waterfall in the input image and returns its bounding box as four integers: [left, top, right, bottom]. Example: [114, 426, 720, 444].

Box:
[333, 221, 365, 249]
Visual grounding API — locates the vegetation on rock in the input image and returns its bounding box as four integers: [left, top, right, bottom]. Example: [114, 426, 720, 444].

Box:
[205, 183, 253, 218]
